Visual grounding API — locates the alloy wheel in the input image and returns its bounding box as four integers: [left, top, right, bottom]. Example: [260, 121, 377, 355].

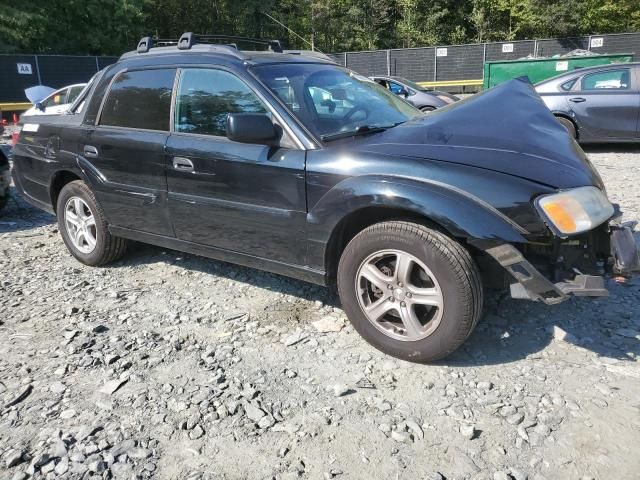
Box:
[64, 196, 97, 254]
[355, 249, 444, 341]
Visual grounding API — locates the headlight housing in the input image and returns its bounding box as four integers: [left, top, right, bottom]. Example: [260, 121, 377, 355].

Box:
[535, 186, 614, 236]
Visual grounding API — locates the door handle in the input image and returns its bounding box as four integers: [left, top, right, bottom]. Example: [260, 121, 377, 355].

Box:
[173, 157, 194, 172]
[569, 97, 586, 103]
[84, 145, 98, 158]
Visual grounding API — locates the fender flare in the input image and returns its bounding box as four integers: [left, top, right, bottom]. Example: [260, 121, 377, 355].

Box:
[307, 174, 529, 246]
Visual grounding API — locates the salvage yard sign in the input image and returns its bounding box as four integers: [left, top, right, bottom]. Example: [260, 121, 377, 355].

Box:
[17, 63, 33, 74]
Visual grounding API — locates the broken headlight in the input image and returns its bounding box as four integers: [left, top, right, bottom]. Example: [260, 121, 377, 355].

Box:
[535, 186, 614, 236]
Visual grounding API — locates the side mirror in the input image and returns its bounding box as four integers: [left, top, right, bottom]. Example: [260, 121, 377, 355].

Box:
[399, 88, 410, 97]
[35, 102, 45, 112]
[226, 113, 278, 145]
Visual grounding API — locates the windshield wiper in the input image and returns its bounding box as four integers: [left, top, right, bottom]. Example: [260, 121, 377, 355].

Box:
[321, 124, 398, 142]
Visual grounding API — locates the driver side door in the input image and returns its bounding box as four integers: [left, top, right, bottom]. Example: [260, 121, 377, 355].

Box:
[165, 67, 308, 265]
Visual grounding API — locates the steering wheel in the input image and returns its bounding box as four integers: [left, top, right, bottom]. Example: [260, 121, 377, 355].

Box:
[343, 105, 370, 123]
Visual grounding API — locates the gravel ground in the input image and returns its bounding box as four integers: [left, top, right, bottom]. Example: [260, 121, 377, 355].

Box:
[1, 147, 639, 480]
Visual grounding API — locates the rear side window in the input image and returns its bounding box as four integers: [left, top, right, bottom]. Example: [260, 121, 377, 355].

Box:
[581, 69, 631, 91]
[174, 68, 267, 136]
[560, 78, 576, 91]
[100, 69, 175, 130]
[43, 89, 68, 108]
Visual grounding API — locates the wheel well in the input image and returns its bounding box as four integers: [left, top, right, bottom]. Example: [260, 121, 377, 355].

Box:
[553, 113, 579, 138]
[50, 171, 81, 213]
[324, 207, 452, 284]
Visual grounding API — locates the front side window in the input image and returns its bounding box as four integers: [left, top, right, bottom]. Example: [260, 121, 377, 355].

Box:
[581, 69, 631, 91]
[100, 69, 175, 130]
[174, 68, 267, 136]
[253, 64, 420, 140]
[67, 86, 85, 104]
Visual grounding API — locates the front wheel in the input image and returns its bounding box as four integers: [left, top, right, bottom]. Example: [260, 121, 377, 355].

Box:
[337, 221, 483, 363]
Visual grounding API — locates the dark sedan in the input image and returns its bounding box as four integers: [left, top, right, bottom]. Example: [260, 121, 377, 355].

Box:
[371, 75, 458, 111]
[535, 62, 640, 143]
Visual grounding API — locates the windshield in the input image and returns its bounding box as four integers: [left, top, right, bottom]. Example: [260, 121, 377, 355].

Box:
[252, 63, 420, 140]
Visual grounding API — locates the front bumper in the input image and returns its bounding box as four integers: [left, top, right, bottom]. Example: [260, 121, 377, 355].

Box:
[484, 223, 640, 305]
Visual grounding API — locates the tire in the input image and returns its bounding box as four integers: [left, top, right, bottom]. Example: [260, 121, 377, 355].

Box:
[555, 116, 577, 139]
[337, 221, 483, 363]
[420, 106, 436, 112]
[56, 180, 128, 266]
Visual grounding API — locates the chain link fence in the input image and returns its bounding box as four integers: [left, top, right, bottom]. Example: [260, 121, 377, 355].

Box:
[336, 32, 640, 91]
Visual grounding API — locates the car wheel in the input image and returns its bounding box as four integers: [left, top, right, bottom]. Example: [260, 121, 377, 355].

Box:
[555, 116, 577, 139]
[56, 180, 128, 266]
[337, 221, 483, 363]
[420, 106, 436, 112]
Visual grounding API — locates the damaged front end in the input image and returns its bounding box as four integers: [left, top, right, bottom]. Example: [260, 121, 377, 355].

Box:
[480, 215, 640, 305]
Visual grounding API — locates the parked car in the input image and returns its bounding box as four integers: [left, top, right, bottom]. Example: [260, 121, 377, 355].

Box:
[0, 146, 10, 212]
[535, 62, 640, 142]
[11, 33, 639, 362]
[22, 83, 87, 117]
[371, 75, 459, 111]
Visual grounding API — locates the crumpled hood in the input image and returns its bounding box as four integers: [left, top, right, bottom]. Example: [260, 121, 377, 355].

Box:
[356, 78, 604, 189]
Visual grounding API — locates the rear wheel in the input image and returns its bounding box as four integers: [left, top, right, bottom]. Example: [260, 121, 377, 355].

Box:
[555, 116, 577, 139]
[56, 180, 128, 266]
[337, 221, 483, 363]
[420, 106, 436, 112]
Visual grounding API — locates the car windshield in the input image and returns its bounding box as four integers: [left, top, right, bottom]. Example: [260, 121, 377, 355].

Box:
[252, 63, 420, 141]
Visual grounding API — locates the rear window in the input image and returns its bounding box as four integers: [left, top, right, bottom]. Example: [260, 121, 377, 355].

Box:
[100, 69, 175, 131]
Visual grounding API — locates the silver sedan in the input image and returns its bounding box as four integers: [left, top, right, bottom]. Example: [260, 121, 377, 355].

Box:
[535, 63, 640, 143]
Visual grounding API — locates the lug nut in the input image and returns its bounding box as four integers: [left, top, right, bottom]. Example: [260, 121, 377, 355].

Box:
[400, 301, 406, 307]
[388, 297, 394, 302]
[406, 292, 412, 298]
[388, 284, 393, 289]
[398, 282, 403, 287]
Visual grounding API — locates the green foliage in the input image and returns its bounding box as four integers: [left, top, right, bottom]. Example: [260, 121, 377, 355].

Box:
[0, 0, 637, 54]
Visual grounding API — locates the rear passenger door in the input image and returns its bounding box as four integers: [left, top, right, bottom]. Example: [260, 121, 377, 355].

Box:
[81, 68, 176, 236]
[165, 67, 307, 265]
[568, 67, 639, 140]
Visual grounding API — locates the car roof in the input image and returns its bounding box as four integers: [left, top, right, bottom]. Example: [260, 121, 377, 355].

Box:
[118, 44, 336, 68]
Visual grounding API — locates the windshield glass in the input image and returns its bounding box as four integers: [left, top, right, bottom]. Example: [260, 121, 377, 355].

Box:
[252, 63, 420, 140]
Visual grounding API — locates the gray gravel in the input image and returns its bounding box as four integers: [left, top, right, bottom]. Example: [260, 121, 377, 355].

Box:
[1, 147, 639, 479]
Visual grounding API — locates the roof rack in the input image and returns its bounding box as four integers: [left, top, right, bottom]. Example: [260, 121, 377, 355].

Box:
[136, 32, 283, 55]
[177, 33, 283, 52]
[137, 36, 179, 53]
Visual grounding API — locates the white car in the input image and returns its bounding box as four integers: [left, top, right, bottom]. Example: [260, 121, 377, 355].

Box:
[22, 83, 86, 117]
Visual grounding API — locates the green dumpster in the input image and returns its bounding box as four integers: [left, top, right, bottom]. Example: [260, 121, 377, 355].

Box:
[483, 54, 633, 89]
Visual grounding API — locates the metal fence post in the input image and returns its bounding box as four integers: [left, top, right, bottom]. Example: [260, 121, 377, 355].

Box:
[95, 56, 100, 72]
[433, 48, 437, 81]
[344, 52, 347, 68]
[33, 55, 42, 85]
[386, 49, 391, 75]
[587, 35, 592, 51]
[534, 40, 539, 58]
